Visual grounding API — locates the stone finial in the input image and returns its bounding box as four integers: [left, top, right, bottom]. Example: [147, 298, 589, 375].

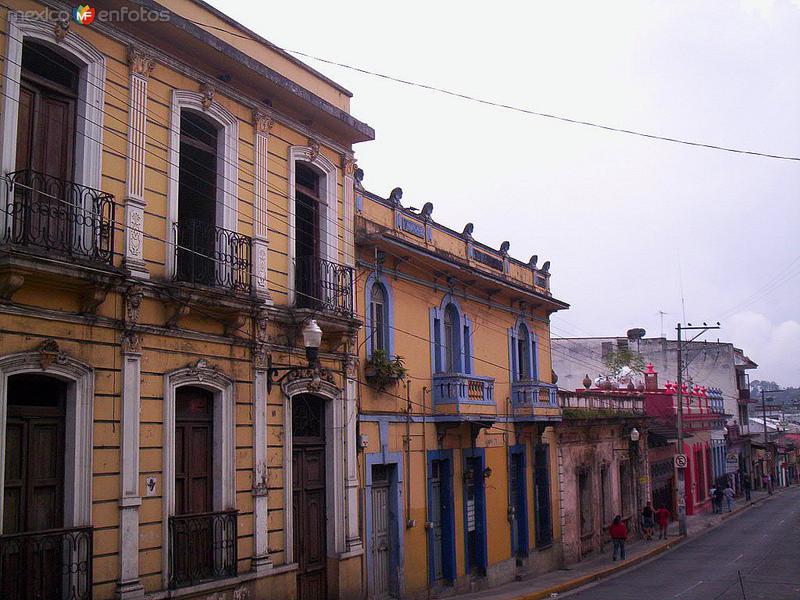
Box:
[355, 168, 365, 183]
[528, 255, 538, 269]
[583, 374, 592, 389]
[252, 109, 274, 134]
[389, 187, 403, 205]
[462, 223, 474, 239]
[500, 241, 510, 255]
[200, 83, 215, 110]
[541, 260, 551, 273]
[128, 46, 156, 78]
[420, 202, 433, 220]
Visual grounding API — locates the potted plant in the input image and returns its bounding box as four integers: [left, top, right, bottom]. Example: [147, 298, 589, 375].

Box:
[365, 349, 407, 391]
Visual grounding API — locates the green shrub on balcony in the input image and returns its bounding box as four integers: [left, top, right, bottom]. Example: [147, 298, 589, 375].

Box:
[365, 349, 407, 392]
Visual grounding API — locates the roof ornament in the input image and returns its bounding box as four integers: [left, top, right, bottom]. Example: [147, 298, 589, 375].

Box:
[541, 260, 551, 273]
[420, 202, 433, 220]
[500, 241, 510, 256]
[389, 187, 403, 206]
[462, 223, 474, 239]
[528, 255, 538, 269]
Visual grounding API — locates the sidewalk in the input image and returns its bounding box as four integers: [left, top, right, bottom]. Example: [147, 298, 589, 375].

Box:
[455, 489, 777, 600]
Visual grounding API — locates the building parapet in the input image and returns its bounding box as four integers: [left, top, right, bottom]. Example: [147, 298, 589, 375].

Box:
[558, 389, 645, 418]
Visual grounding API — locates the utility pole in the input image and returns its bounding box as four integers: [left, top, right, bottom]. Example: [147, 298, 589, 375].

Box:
[676, 321, 720, 537]
[761, 388, 771, 494]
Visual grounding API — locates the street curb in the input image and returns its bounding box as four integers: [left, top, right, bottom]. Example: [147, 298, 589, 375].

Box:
[510, 490, 781, 600]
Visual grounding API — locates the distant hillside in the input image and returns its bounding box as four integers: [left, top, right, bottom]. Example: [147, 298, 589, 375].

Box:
[750, 381, 800, 408]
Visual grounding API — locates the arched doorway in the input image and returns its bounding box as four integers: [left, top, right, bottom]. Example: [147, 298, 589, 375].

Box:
[292, 394, 327, 599]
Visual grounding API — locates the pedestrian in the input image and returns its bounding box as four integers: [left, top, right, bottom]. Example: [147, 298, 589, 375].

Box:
[713, 485, 725, 514]
[743, 473, 752, 501]
[609, 515, 628, 561]
[710, 484, 719, 513]
[656, 505, 670, 539]
[641, 502, 655, 540]
[723, 483, 735, 512]
[767, 473, 773, 495]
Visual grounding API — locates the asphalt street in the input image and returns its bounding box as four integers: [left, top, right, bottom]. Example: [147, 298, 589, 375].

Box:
[566, 485, 800, 600]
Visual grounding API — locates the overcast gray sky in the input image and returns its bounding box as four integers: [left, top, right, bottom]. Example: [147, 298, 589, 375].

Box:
[210, 0, 800, 385]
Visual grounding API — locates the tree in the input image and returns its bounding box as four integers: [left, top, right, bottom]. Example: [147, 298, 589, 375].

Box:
[603, 348, 646, 377]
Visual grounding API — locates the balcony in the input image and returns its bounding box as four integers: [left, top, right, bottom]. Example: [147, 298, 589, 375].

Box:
[294, 255, 354, 318]
[169, 510, 238, 589]
[173, 219, 252, 294]
[559, 392, 645, 417]
[1, 169, 115, 267]
[0, 525, 92, 600]
[511, 379, 557, 406]
[432, 373, 495, 406]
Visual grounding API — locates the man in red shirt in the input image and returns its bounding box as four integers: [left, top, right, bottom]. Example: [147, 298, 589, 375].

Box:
[656, 506, 671, 539]
[609, 515, 628, 561]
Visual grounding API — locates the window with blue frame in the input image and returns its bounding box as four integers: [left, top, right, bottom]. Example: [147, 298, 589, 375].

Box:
[509, 319, 539, 381]
[365, 275, 394, 358]
[431, 298, 474, 374]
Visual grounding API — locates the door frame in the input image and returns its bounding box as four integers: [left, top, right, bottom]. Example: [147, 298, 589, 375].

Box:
[281, 376, 347, 567]
[427, 449, 456, 586]
[365, 453, 404, 598]
[162, 362, 235, 588]
[0, 344, 94, 532]
[508, 445, 529, 557]
[462, 447, 488, 576]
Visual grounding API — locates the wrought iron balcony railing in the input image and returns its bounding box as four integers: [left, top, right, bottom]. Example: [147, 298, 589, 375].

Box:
[173, 219, 252, 294]
[294, 255, 354, 317]
[169, 510, 238, 589]
[0, 525, 92, 600]
[432, 373, 495, 404]
[1, 169, 115, 266]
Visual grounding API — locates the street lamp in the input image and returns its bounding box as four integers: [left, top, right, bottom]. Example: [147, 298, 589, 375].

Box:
[267, 320, 324, 393]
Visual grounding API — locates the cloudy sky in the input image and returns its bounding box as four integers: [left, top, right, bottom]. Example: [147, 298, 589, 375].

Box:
[210, 0, 800, 385]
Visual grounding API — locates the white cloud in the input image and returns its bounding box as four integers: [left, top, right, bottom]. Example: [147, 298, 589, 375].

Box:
[726, 311, 800, 385]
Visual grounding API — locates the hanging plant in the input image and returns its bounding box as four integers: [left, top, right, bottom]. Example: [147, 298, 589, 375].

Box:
[365, 349, 407, 391]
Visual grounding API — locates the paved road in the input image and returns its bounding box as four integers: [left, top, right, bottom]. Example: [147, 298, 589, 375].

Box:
[567, 485, 800, 600]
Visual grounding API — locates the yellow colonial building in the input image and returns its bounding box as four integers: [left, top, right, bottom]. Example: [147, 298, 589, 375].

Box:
[354, 185, 569, 597]
[0, 1, 372, 599]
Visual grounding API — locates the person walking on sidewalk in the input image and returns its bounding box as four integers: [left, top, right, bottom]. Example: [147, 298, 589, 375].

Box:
[656, 506, 670, 539]
[724, 483, 735, 512]
[710, 484, 719, 513]
[743, 473, 752, 501]
[714, 485, 725, 514]
[641, 502, 655, 540]
[609, 515, 628, 561]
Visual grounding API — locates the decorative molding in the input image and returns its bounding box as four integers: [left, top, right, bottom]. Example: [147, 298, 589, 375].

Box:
[53, 19, 69, 43]
[252, 109, 275, 134]
[121, 330, 142, 355]
[127, 45, 155, 78]
[80, 286, 109, 315]
[0, 273, 24, 301]
[124, 285, 144, 327]
[0, 346, 94, 530]
[307, 137, 321, 161]
[200, 82, 215, 110]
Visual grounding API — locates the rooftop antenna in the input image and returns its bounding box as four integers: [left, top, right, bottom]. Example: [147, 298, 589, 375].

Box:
[657, 310, 670, 338]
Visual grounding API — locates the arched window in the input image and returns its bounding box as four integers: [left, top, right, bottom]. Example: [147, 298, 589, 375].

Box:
[517, 323, 531, 380]
[370, 282, 387, 352]
[443, 304, 460, 372]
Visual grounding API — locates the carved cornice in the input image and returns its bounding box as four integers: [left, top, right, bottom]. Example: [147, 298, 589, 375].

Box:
[128, 45, 156, 78]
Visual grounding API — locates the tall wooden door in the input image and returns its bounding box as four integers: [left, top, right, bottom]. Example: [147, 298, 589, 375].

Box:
[2, 374, 67, 600]
[292, 395, 327, 600]
[175, 387, 214, 515]
[430, 461, 444, 582]
[14, 41, 79, 253]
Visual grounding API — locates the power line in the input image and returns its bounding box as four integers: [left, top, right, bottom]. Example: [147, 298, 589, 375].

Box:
[179, 14, 800, 161]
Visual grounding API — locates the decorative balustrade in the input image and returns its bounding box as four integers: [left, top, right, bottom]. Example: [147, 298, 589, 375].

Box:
[559, 393, 645, 415]
[0, 525, 92, 600]
[173, 218, 252, 294]
[294, 255, 354, 317]
[432, 373, 495, 404]
[169, 510, 238, 589]
[511, 380, 558, 406]
[1, 169, 115, 266]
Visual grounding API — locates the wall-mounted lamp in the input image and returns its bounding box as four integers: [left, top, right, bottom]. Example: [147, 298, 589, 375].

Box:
[483, 466, 493, 479]
[267, 320, 323, 393]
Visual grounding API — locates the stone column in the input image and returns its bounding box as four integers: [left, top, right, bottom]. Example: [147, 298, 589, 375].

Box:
[252, 110, 274, 303]
[251, 310, 272, 571]
[116, 287, 145, 599]
[344, 351, 362, 552]
[124, 47, 154, 279]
